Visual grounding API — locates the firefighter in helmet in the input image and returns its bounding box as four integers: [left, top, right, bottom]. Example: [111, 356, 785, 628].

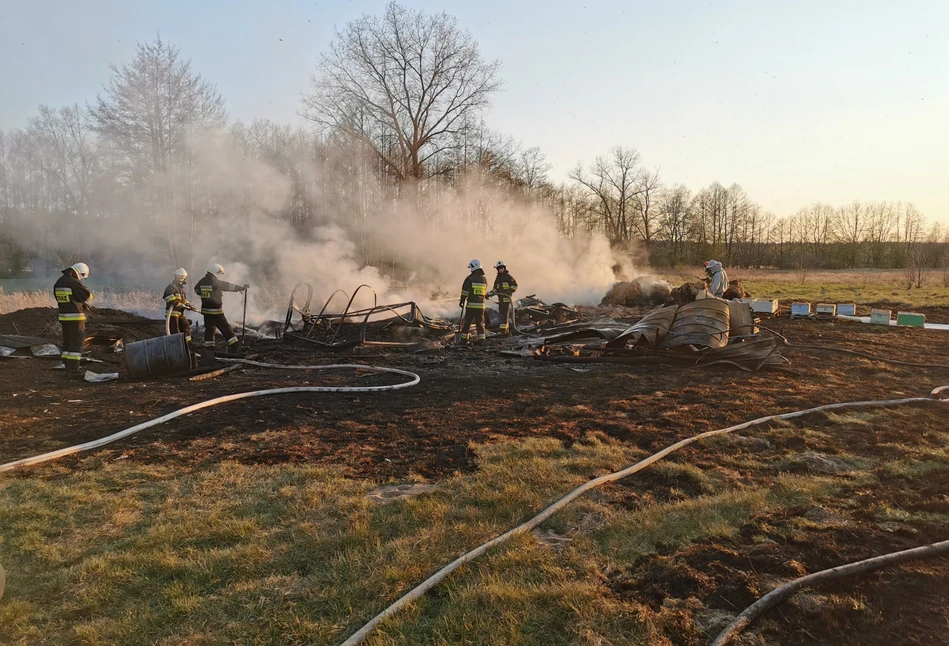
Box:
[163, 268, 195, 345]
[458, 259, 488, 345]
[488, 260, 518, 336]
[53, 262, 93, 379]
[194, 263, 247, 353]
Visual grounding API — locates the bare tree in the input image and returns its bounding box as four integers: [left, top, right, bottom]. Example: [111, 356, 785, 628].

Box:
[518, 146, 551, 197]
[570, 146, 642, 243]
[656, 184, 691, 264]
[632, 168, 661, 247]
[302, 2, 501, 183]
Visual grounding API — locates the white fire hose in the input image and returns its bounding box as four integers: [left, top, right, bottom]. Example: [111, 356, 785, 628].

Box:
[336, 385, 949, 646]
[0, 363, 420, 474]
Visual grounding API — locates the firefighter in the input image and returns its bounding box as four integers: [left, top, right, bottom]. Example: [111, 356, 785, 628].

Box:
[458, 259, 488, 346]
[194, 263, 247, 353]
[704, 259, 729, 298]
[163, 268, 195, 344]
[488, 260, 518, 336]
[53, 262, 93, 379]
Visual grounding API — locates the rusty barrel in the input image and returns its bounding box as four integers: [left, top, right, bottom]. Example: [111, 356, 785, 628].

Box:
[124, 333, 191, 378]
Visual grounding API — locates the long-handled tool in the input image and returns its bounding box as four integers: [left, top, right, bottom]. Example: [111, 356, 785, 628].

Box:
[454, 303, 466, 344]
[240, 287, 249, 347]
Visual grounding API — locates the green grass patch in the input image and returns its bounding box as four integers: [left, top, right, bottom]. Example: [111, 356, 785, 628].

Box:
[0, 434, 928, 646]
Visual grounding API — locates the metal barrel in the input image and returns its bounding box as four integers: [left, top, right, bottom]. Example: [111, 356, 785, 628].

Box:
[124, 333, 191, 378]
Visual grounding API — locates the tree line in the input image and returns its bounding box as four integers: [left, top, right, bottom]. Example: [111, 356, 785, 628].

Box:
[1, 2, 946, 279]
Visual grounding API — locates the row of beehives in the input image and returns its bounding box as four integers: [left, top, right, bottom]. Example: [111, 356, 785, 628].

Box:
[789, 302, 925, 327]
[736, 298, 926, 327]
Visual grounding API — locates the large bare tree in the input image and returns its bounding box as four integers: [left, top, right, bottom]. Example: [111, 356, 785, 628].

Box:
[570, 146, 643, 243]
[302, 2, 501, 183]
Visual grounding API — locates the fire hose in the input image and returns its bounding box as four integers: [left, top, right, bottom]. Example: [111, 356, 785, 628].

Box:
[164, 304, 199, 337]
[336, 385, 949, 646]
[0, 363, 420, 474]
[711, 536, 949, 645]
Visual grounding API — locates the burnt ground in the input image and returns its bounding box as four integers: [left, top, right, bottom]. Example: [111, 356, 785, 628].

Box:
[2, 305, 949, 645]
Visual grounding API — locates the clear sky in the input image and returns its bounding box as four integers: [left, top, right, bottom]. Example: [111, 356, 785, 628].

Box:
[2, 0, 947, 222]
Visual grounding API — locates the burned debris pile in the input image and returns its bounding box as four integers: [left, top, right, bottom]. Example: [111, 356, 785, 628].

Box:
[281, 283, 454, 350]
[276, 281, 782, 371]
[504, 297, 787, 372]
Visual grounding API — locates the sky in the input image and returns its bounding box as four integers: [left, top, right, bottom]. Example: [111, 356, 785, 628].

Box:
[2, 0, 947, 223]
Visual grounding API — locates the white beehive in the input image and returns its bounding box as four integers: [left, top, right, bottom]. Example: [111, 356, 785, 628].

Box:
[790, 302, 811, 317]
[870, 309, 891, 325]
[816, 303, 837, 316]
[750, 299, 779, 315]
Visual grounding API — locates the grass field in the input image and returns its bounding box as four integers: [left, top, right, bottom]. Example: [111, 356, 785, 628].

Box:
[662, 268, 949, 308]
[0, 435, 864, 645]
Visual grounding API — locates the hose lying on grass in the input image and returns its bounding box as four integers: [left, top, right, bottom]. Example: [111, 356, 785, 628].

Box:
[337, 385, 949, 646]
[0, 363, 420, 474]
[710, 537, 949, 645]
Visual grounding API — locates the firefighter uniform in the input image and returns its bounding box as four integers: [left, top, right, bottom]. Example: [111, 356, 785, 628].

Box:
[53, 268, 93, 376]
[162, 281, 193, 343]
[194, 272, 242, 350]
[492, 269, 518, 335]
[459, 268, 488, 344]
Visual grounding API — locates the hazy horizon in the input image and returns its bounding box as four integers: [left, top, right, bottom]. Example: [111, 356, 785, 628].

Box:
[2, 0, 947, 223]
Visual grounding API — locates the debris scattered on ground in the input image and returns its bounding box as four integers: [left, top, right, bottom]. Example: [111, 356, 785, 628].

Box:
[532, 528, 573, 548]
[366, 483, 436, 504]
[31, 344, 61, 357]
[791, 451, 856, 473]
[84, 371, 120, 383]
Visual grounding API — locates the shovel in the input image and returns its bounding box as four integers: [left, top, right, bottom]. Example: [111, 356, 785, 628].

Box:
[454, 303, 466, 344]
[241, 286, 249, 347]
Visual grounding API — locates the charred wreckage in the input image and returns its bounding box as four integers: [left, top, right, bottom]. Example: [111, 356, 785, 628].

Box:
[278, 279, 787, 372]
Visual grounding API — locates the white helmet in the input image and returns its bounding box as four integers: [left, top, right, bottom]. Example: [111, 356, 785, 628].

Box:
[468, 259, 482, 272]
[70, 262, 90, 279]
[174, 268, 188, 282]
[207, 263, 224, 276]
[494, 260, 506, 269]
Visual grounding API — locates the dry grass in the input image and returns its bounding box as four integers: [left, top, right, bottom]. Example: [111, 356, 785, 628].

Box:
[0, 432, 870, 646]
[660, 268, 949, 308]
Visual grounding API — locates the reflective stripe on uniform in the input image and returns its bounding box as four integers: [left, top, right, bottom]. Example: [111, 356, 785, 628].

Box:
[472, 285, 486, 296]
[59, 313, 86, 321]
[165, 294, 179, 302]
[55, 288, 73, 303]
[465, 302, 486, 309]
[201, 308, 224, 315]
[226, 337, 239, 345]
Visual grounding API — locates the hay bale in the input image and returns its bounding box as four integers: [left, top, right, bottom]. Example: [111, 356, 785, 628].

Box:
[670, 281, 704, 305]
[722, 280, 751, 300]
[600, 277, 671, 307]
